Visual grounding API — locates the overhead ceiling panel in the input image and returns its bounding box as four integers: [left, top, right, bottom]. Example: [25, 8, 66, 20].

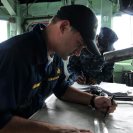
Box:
[18, 0, 61, 4]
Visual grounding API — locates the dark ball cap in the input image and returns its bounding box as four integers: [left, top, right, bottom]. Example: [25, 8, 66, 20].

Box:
[99, 27, 118, 44]
[56, 4, 101, 56]
[98, 27, 118, 51]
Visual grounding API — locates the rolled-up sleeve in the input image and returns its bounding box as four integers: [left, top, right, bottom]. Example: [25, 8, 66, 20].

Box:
[53, 75, 69, 98]
[0, 112, 12, 129]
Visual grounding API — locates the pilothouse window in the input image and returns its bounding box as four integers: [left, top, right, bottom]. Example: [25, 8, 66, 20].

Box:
[112, 14, 133, 50]
[0, 20, 8, 43]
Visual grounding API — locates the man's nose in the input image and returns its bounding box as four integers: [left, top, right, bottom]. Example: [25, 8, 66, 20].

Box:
[73, 48, 82, 56]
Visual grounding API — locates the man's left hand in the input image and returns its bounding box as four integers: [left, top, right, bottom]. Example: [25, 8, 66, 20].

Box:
[94, 96, 117, 113]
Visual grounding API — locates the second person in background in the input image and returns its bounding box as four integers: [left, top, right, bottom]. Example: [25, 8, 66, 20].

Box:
[67, 27, 118, 85]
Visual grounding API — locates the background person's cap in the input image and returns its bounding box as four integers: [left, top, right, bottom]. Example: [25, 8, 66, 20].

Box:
[99, 27, 118, 44]
[56, 4, 101, 56]
[98, 27, 118, 51]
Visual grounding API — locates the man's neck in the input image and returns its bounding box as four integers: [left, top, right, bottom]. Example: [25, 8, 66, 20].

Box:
[47, 48, 55, 58]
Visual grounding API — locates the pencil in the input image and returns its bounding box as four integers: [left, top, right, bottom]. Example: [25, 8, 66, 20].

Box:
[104, 95, 114, 118]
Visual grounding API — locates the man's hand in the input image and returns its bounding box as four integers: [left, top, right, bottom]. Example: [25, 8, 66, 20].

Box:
[108, 99, 117, 113]
[76, 75, 86, 84]
[86, 77, 97, 85]
[1, 116, 93, 133]
[94, 96, 117, 113]
[77, 76, 97, 85]
[49, 124, 93, 133]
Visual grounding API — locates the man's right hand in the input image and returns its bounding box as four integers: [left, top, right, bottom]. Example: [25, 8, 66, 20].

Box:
[1, 116, 93, 133]
[49, 124, 93, 133]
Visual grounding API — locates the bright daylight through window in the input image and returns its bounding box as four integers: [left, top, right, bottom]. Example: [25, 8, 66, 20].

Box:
[0, 20, 7, 43]
[112, 14, 133, 50]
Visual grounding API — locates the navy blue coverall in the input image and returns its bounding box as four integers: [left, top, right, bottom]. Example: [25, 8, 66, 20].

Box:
[0, 24, 69, 129]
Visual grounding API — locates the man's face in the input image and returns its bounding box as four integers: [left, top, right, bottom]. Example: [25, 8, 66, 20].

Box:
[58, 26, 85, 59]
[99, 39, 112, 53]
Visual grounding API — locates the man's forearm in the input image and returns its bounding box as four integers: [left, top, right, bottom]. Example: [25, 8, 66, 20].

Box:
[0, 116, 53, 133]
[0, 115, 93, 133]
[61, 86, 93, 105]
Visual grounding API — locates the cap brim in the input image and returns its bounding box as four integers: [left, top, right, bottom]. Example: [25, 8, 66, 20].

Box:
[86, 39, 101, 56]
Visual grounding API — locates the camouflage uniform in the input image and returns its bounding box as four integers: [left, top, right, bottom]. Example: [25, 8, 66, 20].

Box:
[67, 48, 114, 85]
[67, 27, 118, 85]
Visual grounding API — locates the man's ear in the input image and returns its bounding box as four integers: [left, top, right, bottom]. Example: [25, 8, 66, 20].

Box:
[60, 20, 70, 33]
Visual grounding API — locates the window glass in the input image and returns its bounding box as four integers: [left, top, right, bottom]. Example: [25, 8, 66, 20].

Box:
[112, 14, 133, 50]
[96, 15, 101, 34]
[0, 20, 8, 43]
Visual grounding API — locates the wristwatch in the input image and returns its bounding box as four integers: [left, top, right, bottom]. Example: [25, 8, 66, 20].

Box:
[90, 94, 97, 109]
